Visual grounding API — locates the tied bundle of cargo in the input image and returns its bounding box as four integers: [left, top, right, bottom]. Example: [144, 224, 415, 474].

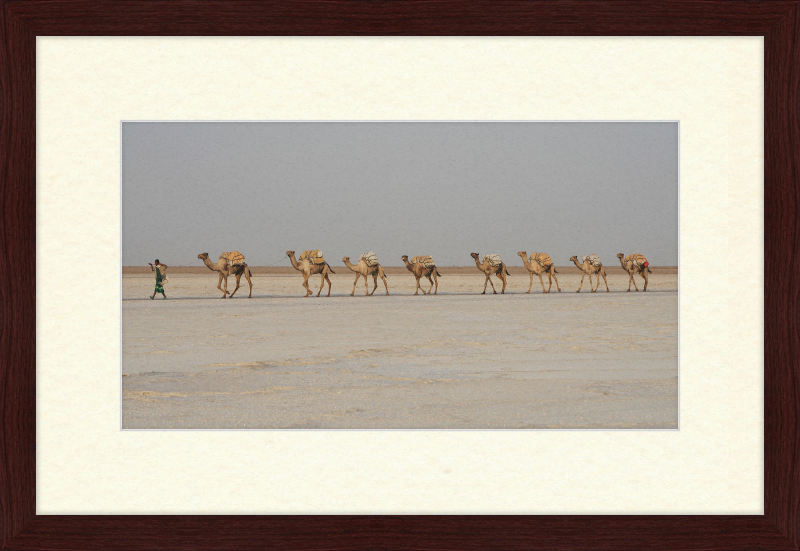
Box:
[582, 253, 602, 267]
[299, 250, 326, 264]
[530, 252, 553, 268]
[617, 252, 651, 292]
[471, 252, 509, 294]
[220, 251, 246, 267]
[482, 254, 502, 267]
[359, 251, 379, 267]
[410, 255, 435, 268]
[625, 253, 649, 268]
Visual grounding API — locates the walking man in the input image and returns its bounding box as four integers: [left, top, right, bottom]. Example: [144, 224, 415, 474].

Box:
[149, 259, 168, 299]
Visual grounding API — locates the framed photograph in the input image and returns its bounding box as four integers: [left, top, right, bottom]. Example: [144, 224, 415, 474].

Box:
[3, 1, 796, 549]
[120, 119, 679, 431]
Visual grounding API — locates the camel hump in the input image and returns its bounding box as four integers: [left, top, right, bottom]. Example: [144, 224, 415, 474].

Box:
[411, 255, 434, 267]
[220, 251, 246, 267]
[531, 252, 553, 267]
[300, 250, 325, 264]
[360, 251, 379, 266]
[482, 254, 502, 266]
[582, 254, 602, 267]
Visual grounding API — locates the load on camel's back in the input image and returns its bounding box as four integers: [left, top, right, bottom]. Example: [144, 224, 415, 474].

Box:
[410, 255, 435, 268]
[220, 251, 246, 267]
[530, 252, 554, 268]
[299, 250, 326, 265]
[625, 253, 651, 271]
[482, 254, 502, 267]
[582, 253, 602, 267]
[359, 251, 379, 267]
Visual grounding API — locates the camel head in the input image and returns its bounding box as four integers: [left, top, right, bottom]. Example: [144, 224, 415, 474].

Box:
[342, 256, 350, 264]
[400, 255, 409, 261]
[198, 253, 209, 260]
[286, 251, 295, 258]
[617, 253, 624, 259]
[470, 253, 480, 260]
[517, 251, 527, 258]
[569, 256, 578, 262]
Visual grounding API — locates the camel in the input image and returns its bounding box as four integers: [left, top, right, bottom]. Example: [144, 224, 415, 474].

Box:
[569, 255, 610, 293]
[197, 253, 253, 298]
[517, 251, 561, 293]
[400, 255, 442, 295]
[342, 256, 389, 296]
[286, 251, 335, 297]
[617, 253, 651, 292]
[470, 253, 510, 294]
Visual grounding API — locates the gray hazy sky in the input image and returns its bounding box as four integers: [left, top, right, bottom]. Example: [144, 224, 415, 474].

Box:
[122, 121, 678, 267]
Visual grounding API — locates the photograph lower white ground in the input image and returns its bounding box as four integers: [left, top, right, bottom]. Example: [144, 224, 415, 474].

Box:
[122, 273, 678, 429]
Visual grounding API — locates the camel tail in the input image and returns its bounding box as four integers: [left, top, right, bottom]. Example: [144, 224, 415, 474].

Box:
[506, 268, 511, 276]
[647, 267, 652, 274]
[435, 267, 442, 277]
[325, 262, 335, 274]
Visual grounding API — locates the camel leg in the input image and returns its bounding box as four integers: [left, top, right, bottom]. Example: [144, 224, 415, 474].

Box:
[487, 274, 497, 294]
[482, 274, 489, 294]
[381, 273, 389, 295]
[631, 271, 639, 291]
[228, 273, 241, 298]
[497, 272, 506, 294]
[244, 269, 253, 298]
[601, 270, 610, 292]
[642, 270, 649, 291]
[551, 267, 561, 292]
[351, 273, 359, 296]
[592, 272, 599, 292]
[370, 273, 379, 296]
[303, 274, 312, 297]
[364, 272, 370, 296]
[325, 272, 332, 297]
[217, 273, 229, 298]
[546, 272, 552, 293]
[432, 273, 437, 295]
[527, 272, 533, 294]
[414, 276, 422, 295]
[577, 272, 585, 292]
[425, 273, 434, 295]
[317, 271, 325, 297]
[538, 272, 546, 293]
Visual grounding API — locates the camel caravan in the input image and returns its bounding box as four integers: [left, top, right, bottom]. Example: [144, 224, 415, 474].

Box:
[187, 250, 653, 298]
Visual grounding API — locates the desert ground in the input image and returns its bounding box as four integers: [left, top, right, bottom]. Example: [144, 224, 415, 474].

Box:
[122, 269, 678, 429]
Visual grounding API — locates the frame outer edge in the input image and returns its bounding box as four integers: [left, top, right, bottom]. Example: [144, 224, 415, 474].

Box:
[1, 1, 799, 549]
[765, 2, 800, 548]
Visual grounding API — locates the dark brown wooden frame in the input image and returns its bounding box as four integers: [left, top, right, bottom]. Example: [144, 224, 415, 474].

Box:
[1, 1, 797, 549]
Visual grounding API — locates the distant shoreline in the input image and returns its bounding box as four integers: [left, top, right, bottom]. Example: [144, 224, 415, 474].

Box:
[124, 265, 678, 276]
